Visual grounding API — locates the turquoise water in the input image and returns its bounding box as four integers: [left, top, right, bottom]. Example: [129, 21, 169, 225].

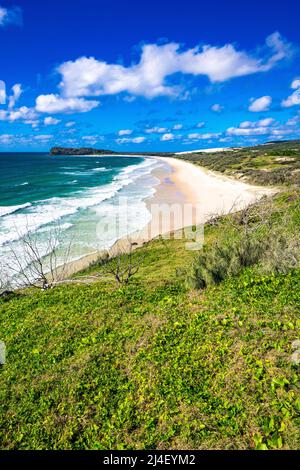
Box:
[0, 153, 161, 279]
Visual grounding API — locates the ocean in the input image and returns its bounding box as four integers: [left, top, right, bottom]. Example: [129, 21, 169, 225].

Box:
[0, 152, 161, 281]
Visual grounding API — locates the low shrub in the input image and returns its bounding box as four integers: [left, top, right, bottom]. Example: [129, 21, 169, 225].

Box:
[187, 232, 266, 289]
[187, 197, 300, 289]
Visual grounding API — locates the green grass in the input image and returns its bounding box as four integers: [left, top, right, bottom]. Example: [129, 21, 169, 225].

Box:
[1, 188, 300, 450]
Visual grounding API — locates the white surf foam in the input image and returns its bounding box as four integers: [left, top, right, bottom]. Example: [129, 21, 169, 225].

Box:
[0, 203, 32, 218]
[0, 157, 160, 248]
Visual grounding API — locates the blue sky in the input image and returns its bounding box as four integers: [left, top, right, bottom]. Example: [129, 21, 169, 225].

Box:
[0, 0, 300, 152]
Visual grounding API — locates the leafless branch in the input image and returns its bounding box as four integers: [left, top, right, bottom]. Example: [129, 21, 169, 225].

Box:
[7, 222, 74, 290]
[97, 237, 145, 285]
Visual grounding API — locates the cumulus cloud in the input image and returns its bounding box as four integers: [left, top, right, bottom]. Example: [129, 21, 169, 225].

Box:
[123, 95, 136, 103]
[0, 133, 53, 147]
[281, 79, 300, 107]
[82, 135, 104, 145]
[0, 6, 22, 27]
[286, 115, 300, 126]
[44, 116, 61, 125]
[196, 121, 205, 128]
[0, 105, 38, 123]
[132, 136, 146, 143]
[118, 129, 133, 136]
[0, 80, 5, 104]
[34, 135, 53, 142]
[227, 119, 274, 136]
[10, 106, 37, 122]
[249, 96, 272, 112]
[8, 84, 22, 109]
[57, 32, 291, 100]
[146, 126, 168, 134]
[291, 79, 300, 90]
[35, 94, 99, 114]
[227, 126, 269, 136]
[226, 118, 293, 138]
[257, 117, 275, 127]
[65, 121, 75, 127]
[173, 124, 183, 130]
[211, 103, 223, 113]
[240, 118, 275, 128]
[160, 133, 175, 141]
[0, 133, 13, 144]
[116, 136, 146, 144]
[188, 132, 221, 140]
[0, 7, 6, 25]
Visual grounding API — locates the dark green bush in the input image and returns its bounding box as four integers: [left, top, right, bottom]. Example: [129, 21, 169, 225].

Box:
[187, 233, 266, 289]
[187, 198, 300, 289]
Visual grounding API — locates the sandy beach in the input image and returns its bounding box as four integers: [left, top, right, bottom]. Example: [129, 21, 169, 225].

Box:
[61, 157, 276, 277]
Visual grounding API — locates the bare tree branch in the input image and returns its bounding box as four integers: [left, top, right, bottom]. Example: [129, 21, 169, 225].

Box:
[6, 222, 74, 290]
[96, 237, 146, 285]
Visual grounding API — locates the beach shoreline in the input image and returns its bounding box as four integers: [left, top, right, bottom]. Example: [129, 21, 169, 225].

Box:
[60, 157, 276, 278]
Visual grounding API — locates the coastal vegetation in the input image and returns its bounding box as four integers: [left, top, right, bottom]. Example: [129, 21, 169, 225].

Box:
[175, 140, 300, 186]
[50, 147, 175, 157]
[50, 147, 119, 156]
[0, 141, 300, 450]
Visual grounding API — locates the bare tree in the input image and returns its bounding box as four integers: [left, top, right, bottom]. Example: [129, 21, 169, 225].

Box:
[0, 262, 12, 298]
[97, 238, 146, 285]
[8, 224, 73, 290]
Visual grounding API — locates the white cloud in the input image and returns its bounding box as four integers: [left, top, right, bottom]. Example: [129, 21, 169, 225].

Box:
[44, 116, 61, 125]
[196, 121, 205, 128]
[0, 105, 38, 123]
[160, 133, 175, 141]
[65, 121, 75, 127]
[188, 132, 221, 140]
[0, 80, 6, 104]
[116, 136, 146, 144]
[258, 117, 275, 127]
[35, 94, 99, 114]
[118, 129, 132, 136]
[291, 79, 300, 89]
[249, 96, 272, 112]
[173, 124, 183, 130]
[57, 32, 291, 100]
[123, 95, 136, 103]
[211, 103, 223, 113]
[0, 7, 6, 25]
[286, 115, 300, 126]
[132, 136, 146, 143]
[281, 79, 300, 107]
[240, 118, 275, 128]
[10, 106, 38, 122]
[239, 121, 252, 128]
[25, 120, 39, 128]
[227, 126, 270, 136]
[34, 134, 53, 141]
[64, 128, 76, 135]
[0, 133, 13, 144]
[226, 118, 294, 138]
[82, 135, 104, 145]
[145, 126, 168, 133]
[8, 84, 22, 109]
[0, 133, 52, 147]
[0, 6, 22, 27]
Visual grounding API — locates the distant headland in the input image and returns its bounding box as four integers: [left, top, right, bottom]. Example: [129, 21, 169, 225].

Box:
[50, 147, 118, 156]
[50, 147, 174, 157]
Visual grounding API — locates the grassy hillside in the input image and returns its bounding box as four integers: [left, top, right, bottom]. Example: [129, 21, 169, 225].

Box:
[175, 140, 300, 186]
[1, 192, 300, 450]
[1, 143, 300, 450]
